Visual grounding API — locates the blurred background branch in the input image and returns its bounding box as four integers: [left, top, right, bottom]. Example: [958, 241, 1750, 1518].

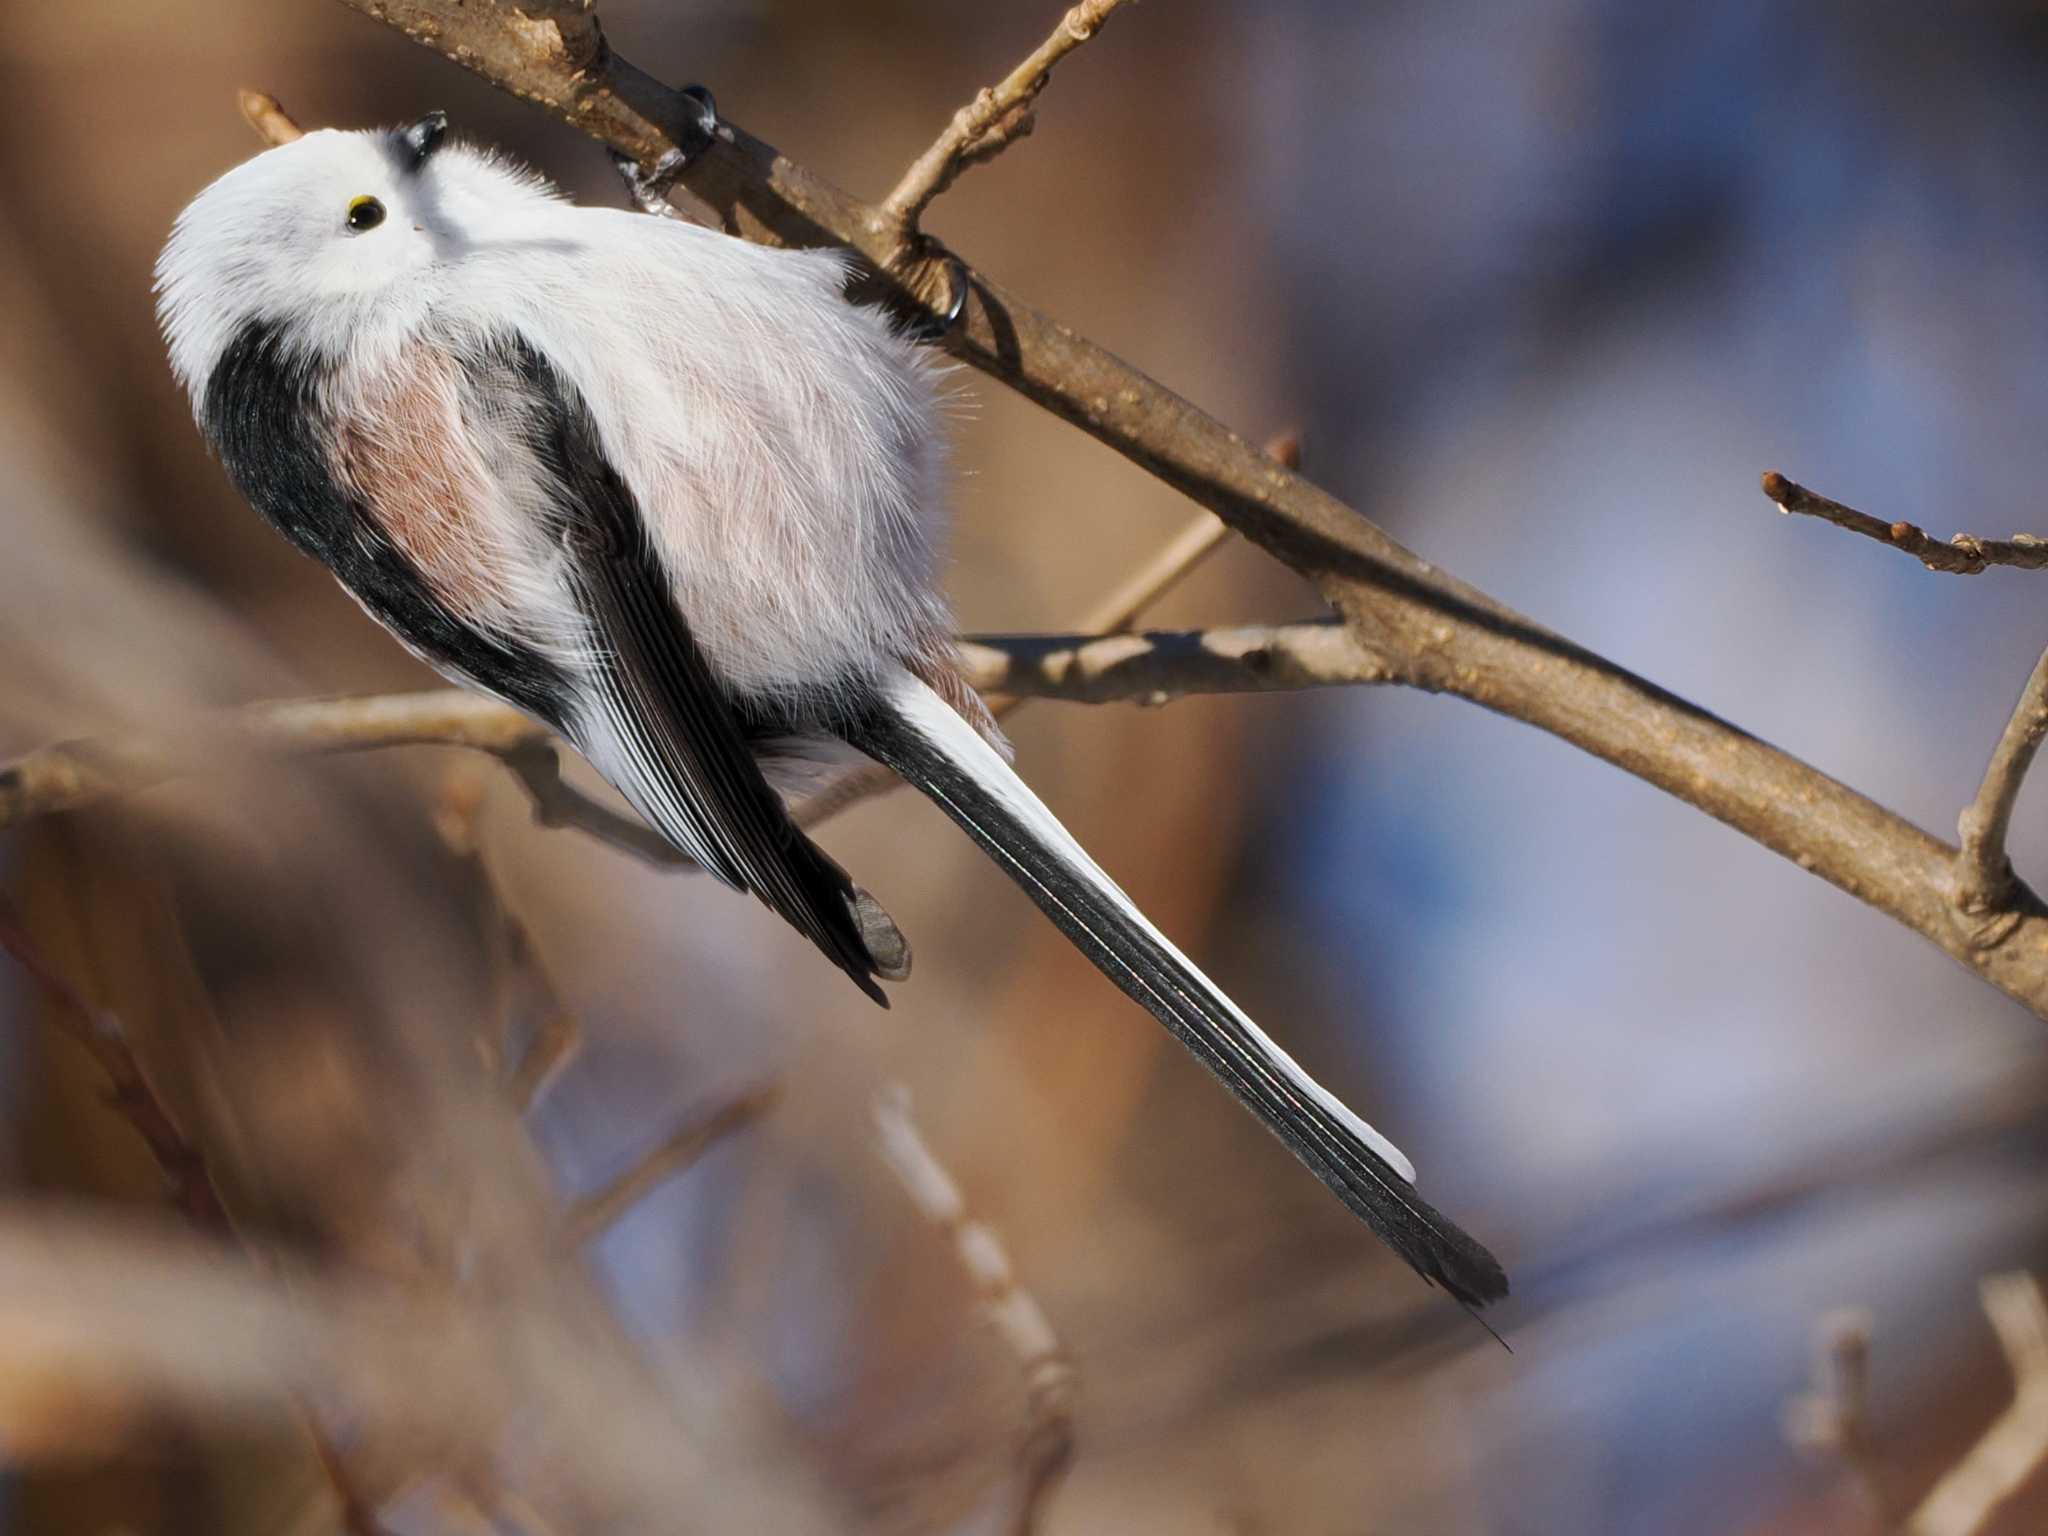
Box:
[1783, 1307, 1888, 1526]
[565, 1082, 780, 1243]
[0, 622, 1385, 837]
[876, 1087, 1073, 1536]
[0, 896, 228, 1234]
[1790, 1276, 2048, 1536]
[0, 1204, 835, 1532]
[1909, 1273, 2048, 1536]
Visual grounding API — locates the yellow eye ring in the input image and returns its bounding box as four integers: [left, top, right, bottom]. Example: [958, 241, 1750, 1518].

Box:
[345, 195, 386, 233]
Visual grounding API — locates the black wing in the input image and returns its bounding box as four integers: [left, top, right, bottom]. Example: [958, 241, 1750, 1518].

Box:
[496, 342, 893, 1005]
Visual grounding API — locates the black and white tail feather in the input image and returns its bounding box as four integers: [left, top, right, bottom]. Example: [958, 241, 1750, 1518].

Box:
[154, 112, 1508, 1313]
[845, 672, 1506, 1309]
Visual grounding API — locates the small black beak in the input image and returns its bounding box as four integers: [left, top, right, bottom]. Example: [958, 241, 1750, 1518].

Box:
[401, 110, 448, 168]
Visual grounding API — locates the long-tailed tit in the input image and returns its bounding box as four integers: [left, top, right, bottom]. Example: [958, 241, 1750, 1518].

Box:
[154, 112, 1507, 1309]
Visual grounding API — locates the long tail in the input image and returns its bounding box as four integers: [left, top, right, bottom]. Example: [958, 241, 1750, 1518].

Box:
[845, 670, 1508, 1309]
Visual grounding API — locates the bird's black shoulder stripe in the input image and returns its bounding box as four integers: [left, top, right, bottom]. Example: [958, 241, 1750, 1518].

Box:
[201, 319, 571, 723]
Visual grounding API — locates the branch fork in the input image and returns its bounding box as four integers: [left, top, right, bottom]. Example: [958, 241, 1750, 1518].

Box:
[1954, 645, 2048, 944]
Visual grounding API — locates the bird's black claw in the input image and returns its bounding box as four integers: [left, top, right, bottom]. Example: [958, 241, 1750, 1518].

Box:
[610, 146, 702, 221]
[609, 149, 685, 220]
[609, 84, 720, 219]
[678, 83, 719, 154]
[903, 255, 969, 344]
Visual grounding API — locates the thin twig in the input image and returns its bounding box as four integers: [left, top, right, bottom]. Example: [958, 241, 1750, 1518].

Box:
[304, 1416, 400, 1536]
[1956, 646, 2048, 924]
[1908, 1273, 2048, 1536]
[0, 895, 229, 1233]
[239, 88, 304, 145]
[1782, 1308, 1888, 1528]
[1049, 512, 1232, 668]
[505, 996, 582, 1117]
[1012, 427, 1283, 668]
[565, 1084, 780, 1244]
[498, 739, 688, 868]
[875, 1087, 1073, 1536]
[880, 0, 1134, 240]
[1760, 472, 2048, 575]
[430, 766, 588, 1114]
[1040, 428, 1296, 649]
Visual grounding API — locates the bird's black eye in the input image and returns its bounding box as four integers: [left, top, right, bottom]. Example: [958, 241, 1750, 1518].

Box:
[345, 195, 386, 233]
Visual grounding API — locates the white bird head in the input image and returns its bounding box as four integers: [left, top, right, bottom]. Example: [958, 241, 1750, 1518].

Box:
[155, 114, 558, 397]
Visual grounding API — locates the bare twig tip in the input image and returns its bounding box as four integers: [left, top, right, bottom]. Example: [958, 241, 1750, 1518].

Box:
[882, 0, 1135, 235]
[238, 89, 304, 146]
[1756, 470, 2048, 575]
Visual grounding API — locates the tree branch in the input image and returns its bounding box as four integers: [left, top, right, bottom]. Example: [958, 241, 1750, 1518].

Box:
[961, 620, 1391, 705]
[1761, 471, 2048, 575]
[879, 0, 1133, 241]
[0, 624, 1373, 836]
